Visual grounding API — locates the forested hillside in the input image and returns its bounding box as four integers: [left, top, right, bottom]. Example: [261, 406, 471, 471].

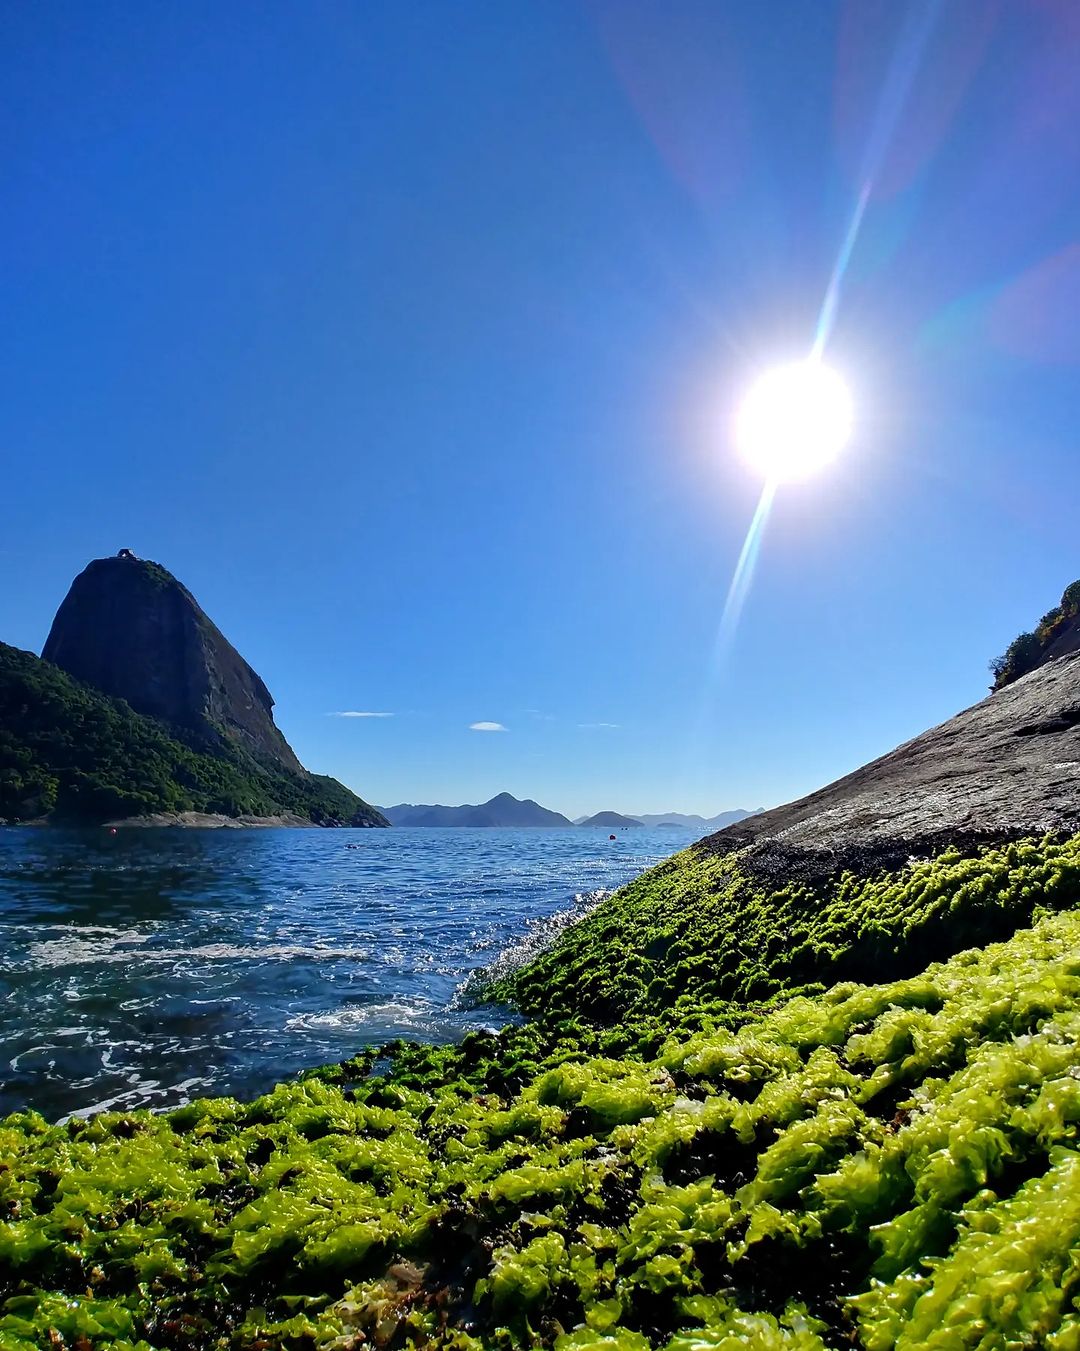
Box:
[0, 643, 381, 826]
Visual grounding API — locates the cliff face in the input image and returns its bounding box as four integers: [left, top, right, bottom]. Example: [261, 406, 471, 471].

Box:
[43, 555, 303, 775]
[30, 552, 387, 826]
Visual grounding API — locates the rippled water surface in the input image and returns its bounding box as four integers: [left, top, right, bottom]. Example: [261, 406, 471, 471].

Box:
[0, 826, 695, 1120]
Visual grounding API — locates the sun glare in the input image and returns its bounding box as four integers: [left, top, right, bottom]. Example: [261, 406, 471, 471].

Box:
[736, 360, 853, 483]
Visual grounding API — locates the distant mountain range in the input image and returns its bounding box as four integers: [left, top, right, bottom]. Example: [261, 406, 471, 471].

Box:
[573, 810, 760, 830]
[634, 810, 763, 830]
[381, 793, 572, 827]
[382, 796, 762, 831]
[577, 811, 644, 828]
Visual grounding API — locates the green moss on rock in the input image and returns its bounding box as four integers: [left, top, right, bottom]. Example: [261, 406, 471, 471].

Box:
[488, 835, 1080, 1028]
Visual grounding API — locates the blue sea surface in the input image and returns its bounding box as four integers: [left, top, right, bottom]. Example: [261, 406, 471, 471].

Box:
[0, 826, 695, 1121]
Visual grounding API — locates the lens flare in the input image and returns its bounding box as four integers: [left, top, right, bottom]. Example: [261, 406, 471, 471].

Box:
[736, 360, 853, 483]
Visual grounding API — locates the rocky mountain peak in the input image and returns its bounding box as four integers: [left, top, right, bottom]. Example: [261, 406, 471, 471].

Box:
[42, 552, 304, 775]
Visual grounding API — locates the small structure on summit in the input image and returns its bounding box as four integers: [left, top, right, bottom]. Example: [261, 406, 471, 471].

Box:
[116, 548, 137, 560]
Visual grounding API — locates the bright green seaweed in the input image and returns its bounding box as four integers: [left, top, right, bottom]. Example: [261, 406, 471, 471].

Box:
[5, 836, 1080, 1348]
[490, 835, 1080, 1025]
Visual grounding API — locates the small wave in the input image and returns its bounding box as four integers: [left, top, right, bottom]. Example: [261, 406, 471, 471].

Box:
[0, 923, 148, 938]
[285, 996, 438, 1034]
[61, 1075, 216, 1123]
[456, 888, 611, 1004]
[285, 996, 508, 1042]
[24, 937, 371, 969]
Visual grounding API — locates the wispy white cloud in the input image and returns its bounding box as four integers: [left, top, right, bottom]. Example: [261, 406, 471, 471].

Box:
[579, 722, 620, 729]
[470, 721, 507, 732]
[329, 711, 395, 718]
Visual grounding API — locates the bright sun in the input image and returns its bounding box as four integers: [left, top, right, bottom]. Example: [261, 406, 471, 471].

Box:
[736, 359, 853, 483]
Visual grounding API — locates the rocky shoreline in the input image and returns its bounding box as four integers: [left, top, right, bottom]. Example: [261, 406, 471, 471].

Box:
[2, 811, 385, 828]
[103, 810, 325, 828]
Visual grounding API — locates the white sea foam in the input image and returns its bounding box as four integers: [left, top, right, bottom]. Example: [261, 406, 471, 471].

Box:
[63, 1082, 160, 1121]
[58, 1068, 217, 1122]
[24, 935, 370, 969]
[285, 996, 436, 1033]
[456, 888, 612, 1003]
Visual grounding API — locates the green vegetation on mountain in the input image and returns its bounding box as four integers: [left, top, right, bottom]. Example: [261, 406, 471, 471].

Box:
[0, 551, 387, 826]
[0, 643, 382, 826]
[990, 578, 1080, 690]
[4, 834, 1080, 1348]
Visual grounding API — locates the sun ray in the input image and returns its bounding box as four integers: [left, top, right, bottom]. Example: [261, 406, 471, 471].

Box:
[713, 478, 778, 667]
[812, 181, 871, 360]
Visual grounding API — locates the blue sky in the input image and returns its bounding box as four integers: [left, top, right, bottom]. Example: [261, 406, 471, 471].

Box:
[4, 1, 1080, 818]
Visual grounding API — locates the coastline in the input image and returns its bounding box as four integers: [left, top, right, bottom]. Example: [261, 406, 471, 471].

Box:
[104, 810, 323, 828]
[4, 832, 1080, 1348]
[2, 811, 388, 828]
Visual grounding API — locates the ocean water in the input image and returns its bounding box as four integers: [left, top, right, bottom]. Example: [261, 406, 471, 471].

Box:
[0, 825, 695, 1121]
